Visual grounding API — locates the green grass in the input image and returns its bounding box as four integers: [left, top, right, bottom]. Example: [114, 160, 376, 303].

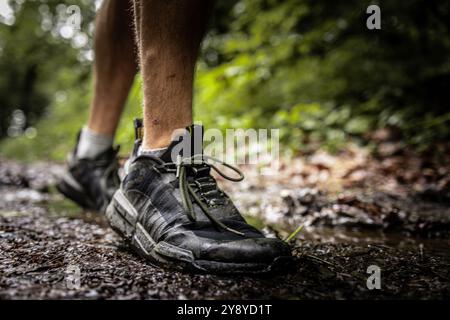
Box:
[284, 224, 304, 243]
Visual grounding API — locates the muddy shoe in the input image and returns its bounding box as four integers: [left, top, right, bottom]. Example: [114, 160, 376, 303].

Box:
[57, 132, 120, 212]
[106, 124, 291, 274]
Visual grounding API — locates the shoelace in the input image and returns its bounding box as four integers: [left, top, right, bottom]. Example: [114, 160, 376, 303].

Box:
[157, 154, 245, 236]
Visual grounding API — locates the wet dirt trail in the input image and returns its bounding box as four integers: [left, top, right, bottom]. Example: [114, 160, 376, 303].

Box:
[1, 146, 449, 299]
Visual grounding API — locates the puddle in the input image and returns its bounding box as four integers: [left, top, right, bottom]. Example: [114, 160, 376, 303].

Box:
[245, 213, 450, 262]
[298, 227, 450, 261]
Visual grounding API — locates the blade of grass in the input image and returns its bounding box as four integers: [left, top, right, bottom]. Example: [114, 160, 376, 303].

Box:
[284, 224, 304, 243]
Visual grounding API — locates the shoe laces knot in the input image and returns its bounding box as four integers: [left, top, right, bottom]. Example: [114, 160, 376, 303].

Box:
[160, 154, 245, 236]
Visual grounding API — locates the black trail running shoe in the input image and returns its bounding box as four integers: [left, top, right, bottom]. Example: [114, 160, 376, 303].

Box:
[57, 132, 120, 212]
[106, 122, 291, 274]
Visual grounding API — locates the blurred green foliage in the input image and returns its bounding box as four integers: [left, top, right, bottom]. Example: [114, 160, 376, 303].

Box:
[1, 0, 449, 161]
[0, 0, 141, 160]
[0, 0, 93, 135]
[198, 0, 450, 152]
[0, 0, 94, 159]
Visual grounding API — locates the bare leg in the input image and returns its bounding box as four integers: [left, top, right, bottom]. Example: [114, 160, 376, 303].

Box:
[132, 0, 213, 149]
[87, 0, 138, 137]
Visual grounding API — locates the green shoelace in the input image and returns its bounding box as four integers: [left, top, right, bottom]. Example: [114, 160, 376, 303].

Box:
[159, 154, 245, 236]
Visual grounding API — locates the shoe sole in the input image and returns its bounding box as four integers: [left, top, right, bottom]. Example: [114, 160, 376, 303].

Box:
[56, 172, 98, 211]
[106, 189, 293, 275]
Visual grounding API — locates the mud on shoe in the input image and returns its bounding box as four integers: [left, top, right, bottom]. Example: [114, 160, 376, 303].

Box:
[57, 132, 121, 212]
[106, 122, 292, 274]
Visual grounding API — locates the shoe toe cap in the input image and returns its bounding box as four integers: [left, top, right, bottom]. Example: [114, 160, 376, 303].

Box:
[198, 237, 291, 263]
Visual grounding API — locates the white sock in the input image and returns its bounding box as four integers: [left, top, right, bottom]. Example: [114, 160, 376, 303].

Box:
[76, 127, 114, 159]
[138, 146, 167, 158]
[123, 146, 168, 174]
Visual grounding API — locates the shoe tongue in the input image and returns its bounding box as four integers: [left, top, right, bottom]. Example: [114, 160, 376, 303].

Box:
[159, 124, 204, 163]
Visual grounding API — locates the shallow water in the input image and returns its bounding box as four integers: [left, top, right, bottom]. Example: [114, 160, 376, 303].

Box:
[299, 227, 450, 261]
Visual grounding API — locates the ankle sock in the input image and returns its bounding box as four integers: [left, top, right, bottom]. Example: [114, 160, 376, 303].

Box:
[138, 146, 168, 159]
[76, 127, 114, 159]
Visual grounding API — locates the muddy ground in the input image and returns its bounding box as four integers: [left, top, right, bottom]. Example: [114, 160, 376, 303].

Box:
[1, 140, 450, 299]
